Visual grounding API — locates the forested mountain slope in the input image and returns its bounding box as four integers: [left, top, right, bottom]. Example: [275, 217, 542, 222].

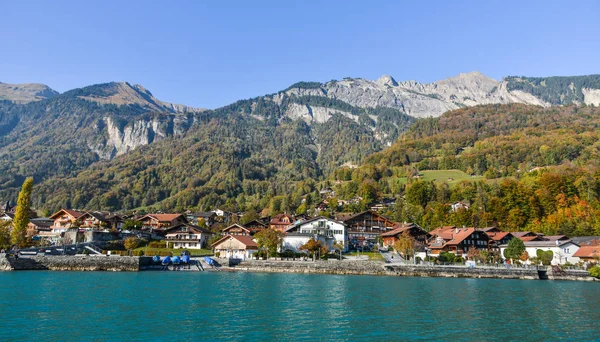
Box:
[332, 104, 600, 236]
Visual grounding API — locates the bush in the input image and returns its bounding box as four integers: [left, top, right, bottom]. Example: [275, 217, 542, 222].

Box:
[215, 251, 220, 258]
[589, 265, 600, 278]
[148, 241, 167, 248]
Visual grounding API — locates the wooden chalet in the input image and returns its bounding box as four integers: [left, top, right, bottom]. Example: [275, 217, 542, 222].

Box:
[79, 211, 110, 229]
[185, 211, 217, 226]
[484, 230, 514, 249]
[164, 223, 213, 249]
[222, 224, 252, 236]
[269, 214, 295, 232]
[243, 219, 267, 234]
[511, 231, 544, 242]
[428, 227, 490, 255]
[27, 218, 54, 237]
[49, 209, 86, 232]
[381, 222, 431, 248]
[139, 213, 187, 232]
[337, 211, 396, 241]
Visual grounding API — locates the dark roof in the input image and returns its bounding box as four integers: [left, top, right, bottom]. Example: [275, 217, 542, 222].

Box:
[166, 223, 213, 235]
[500, 240, 578, 248]
[222, 224, 251, 233]
[571, 236, 600, 246]
[381, 223, 427, 237]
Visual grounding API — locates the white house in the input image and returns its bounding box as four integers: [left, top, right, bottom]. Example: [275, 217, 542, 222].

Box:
[211, 235, 258, 260]
[500, 240, 580, 265]
[164, 224, 213, 249]
[283, 217, 348, 252]
[450, 201, 470, 212]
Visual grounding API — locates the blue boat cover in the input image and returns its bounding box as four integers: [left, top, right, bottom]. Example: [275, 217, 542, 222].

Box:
[153, 255, 160, 262]
[203, 256, 215, 266]
[161, 256, 171, 264]
[172, 256, 181, 264]
[182, 255, 190, 263]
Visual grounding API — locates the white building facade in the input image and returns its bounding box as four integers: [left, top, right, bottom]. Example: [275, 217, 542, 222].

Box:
[500, 240, 580, 265]
[283, 217, 348, 252]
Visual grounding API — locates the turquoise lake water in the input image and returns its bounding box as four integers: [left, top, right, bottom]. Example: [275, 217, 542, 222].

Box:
[1, 271, 599, 341]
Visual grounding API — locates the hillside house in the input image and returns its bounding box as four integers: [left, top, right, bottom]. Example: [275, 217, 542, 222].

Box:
[27, 218, 54, 237]
[185, 211, 217, 226]
[243, 219, 267, 234]
[381, 222, 430, 248]
[269, 214, 295, 232]
[49, 209, 85, 233]
[337, 211, 396, 242]
[139, 213, 187, 232]
[283, 217, 348, 252]
[165, 224, 213, 249]
[222, 224, 252, 236]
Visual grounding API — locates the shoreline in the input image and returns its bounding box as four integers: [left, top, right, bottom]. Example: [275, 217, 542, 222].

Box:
[2, 254, 596, 281]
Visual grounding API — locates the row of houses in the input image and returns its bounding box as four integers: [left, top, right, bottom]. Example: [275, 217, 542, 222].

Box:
[4, 202, 599, 264]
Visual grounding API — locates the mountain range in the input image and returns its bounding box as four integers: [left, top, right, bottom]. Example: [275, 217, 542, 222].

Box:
[1, 72, 600, 212]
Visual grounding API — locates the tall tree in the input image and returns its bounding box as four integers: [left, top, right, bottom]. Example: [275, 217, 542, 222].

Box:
[11, 177, 34, 248]
[254, 228, 284, 258]
[393, 231, 416, 262]
[503, 238, 526, 261]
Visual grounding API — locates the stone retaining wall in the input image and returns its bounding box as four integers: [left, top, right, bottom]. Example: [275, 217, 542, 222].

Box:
[232, 260, 387, 275]
[1, 255, 150, 271]
[230, 259, 597, 281]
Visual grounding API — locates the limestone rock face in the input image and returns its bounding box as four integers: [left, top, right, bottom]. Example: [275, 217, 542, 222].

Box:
[89, 115, 194, 159]
[283, 72, 552, 118]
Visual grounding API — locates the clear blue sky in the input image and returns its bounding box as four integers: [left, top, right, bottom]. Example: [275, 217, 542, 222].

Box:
[1, 0, 599, 109]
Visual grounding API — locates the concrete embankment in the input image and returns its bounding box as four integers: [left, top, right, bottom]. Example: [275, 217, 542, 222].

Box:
[224, 259, 597, 281]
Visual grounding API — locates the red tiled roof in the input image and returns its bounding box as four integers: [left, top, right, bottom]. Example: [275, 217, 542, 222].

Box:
[444, 228, 478, 246]
[519, 236, 540, 242]
[486, 232, 511, 241]
[573, 246, 600, 258]
[429, 227, 456, 241]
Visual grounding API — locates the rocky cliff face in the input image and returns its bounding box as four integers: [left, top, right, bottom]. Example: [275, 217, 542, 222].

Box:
[90, 114, 195, 159]
[0, 82, 58, 103]
[283, 72, 551, 118]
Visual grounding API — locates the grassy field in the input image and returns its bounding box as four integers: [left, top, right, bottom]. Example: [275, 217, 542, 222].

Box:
[346, 251, 384, 261]
[398, 169, 485, 186]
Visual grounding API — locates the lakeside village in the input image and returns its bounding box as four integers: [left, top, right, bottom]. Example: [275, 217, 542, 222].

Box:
[2, 199, 600, 271]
